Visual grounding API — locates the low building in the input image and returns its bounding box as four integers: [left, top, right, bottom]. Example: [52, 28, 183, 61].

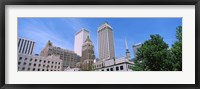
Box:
[93, 56, 134, 71]
[64, 67, 80, 71]
[18, 53, 63, 71]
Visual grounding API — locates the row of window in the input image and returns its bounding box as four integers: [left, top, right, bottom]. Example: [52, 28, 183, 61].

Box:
[100, 66, 123, 71]
[19, 57, 61, 65]
[18, 62, 61, 69]
[19, 67, 60, 71]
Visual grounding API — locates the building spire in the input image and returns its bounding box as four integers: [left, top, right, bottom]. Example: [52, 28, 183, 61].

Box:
[125, 38, 128, 49]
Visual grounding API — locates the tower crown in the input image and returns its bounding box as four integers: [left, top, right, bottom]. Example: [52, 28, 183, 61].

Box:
[98, 21, 113, 32]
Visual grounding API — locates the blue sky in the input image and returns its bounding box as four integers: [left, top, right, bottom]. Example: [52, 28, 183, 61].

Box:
[18, 18, 182, 59]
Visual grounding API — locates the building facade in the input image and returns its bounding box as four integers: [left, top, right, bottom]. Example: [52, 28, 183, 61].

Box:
[74, 29, 90, 56]
[98, 22, 115, 60]
[40, 40, 78, 69]
[18, 53, 63, 71]
[93, 57, 134, 71]
[18, 38, 35, 55]
[80, 36, 95, 71]
[132, 43, 142, 58]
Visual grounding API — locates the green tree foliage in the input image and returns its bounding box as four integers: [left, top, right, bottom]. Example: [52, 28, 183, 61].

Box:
[171, 26, 182, 71]
[132, 26, 182, 71]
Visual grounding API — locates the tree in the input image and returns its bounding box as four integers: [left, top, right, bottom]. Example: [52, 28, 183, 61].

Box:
[171, 26, 182, 71]
[133, 34, 172, 71]
[132, 26, 182, 71]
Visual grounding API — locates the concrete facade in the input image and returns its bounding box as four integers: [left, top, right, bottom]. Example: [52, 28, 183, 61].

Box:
[18, 38, 35, 55]
[98, 22, 115, 60]
[74, 29, 90, 56]
[93, 57, 134, 71]
[133, 43, 142, 58]
[18, 53, 63, 71]
[40, 40, 78, 69]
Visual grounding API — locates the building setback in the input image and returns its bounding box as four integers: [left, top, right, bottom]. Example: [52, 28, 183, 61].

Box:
[18, 38, 35, 55]
[18, 53, 63, 71]
[98, 22, 115, 60]
[74, 29, 90, 56]
[40, 40, 78, 69]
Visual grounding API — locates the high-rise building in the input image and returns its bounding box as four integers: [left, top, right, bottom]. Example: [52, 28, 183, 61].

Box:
[132, 43, 142, 58]
[98, 22, 115, 60]
[74, 29, 90, 56]
[40, 40, 78, 69]
[81, 36, 95, 71]
[18, 38, 35, 55]
[125, 39, 130, 60]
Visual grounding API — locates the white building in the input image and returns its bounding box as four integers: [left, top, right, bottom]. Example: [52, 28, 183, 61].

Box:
[18, 53, 63, 71]
[18, 38, 35, 55]
[64, 67, 80, 71]
[133, 43, 142, 58]
[93, 56, 134, 71]
[74, 28, 90, 56]
[98, 22, 115, 60]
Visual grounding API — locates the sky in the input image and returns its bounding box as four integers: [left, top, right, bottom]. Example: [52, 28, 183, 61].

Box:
[18, 18, 182, 59]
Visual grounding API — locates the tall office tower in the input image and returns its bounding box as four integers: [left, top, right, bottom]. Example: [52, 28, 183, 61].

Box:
[81, 36, 95, 71]
[40, 40, 78, 69]
[125, 39, 130, 60]
[98, 22, 115, 60]
[18, 38, 35, 55]
[74, 29, 90, 56]
[132, 43, 142, 58]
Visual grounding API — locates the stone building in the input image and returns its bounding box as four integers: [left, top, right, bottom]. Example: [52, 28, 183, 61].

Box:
[18, 53, 63, 71]
[80, 36, 95, 71]
[40, 40, 78, 69]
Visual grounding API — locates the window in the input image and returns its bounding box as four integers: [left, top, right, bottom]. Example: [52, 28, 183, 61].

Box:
[33, 68, 35, 71]
[120, 66, 123, 70]
[39, 60, 42, 62]
[19, 57, 22, 60]
[25, 58, 27, 61]
[116, 67, 119, 71]
[58, 66, 60, 68]
[58, 62, 60, 65]
[55, 66, 57, 68]
[22, 67, 25, 70]
[38, 69, 40, 71]
[52, 61, 54, 64]
[29, 63, 31, 66]
[101, 69, 104, 71]
[39, 64, 41, 67]
[43, 65, 45, 67]
[23, 62, 26, 65]
[34, 63, 36, 66]
[28, 68, 30, 71]
[55, 62, 57, 64]
[107, 68, 109, 71]
[44, 60, 46, 63]
[35, 59, 37, 62]
[30, 58, 33, 61]
[47, 69, 49, 71]
[110, 68, 113, 71]
[48, 61, 50, 63]
[42, 69, 44, 71]
[51, 65, 53, 68]
[18, 62, 21, 65]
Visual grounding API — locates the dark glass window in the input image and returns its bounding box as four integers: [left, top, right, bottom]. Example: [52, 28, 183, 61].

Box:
[38, 69, 40, 71]
[35, 59, 37, 62]
[107, 68, 109, 71]
[29, 63, 31, 66]
[120, 66, 123, 70]
[19, 57, 22, 60]
[30, 58, 33, 61]
[18, 62, 21, 65]
[23, 62, 26, 65]
[33, 68, 35, 71]
[116, 67, 119, 71]
[25, 58, 27, 61]
[110, 68, 113, 71]
[34, 64, 36, 66]
[28, 68, 30, 71]
[22, 67, 25, 70]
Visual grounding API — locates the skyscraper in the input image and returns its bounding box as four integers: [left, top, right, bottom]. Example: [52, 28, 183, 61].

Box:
[81, 36, 95, 71]
[18, 38, 35, 55]
[98, 22, 115, 60]
[133, 43, 142, 58]
[74, 29, 90, 56]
